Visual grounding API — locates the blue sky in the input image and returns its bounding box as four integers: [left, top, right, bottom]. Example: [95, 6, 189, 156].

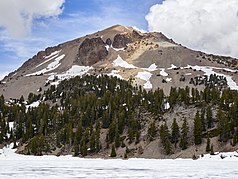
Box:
[1, 0, 237, 80]
[0, 0, 163, 78]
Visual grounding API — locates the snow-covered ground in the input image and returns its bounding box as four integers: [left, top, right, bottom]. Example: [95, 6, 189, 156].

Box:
[113, 55, 137, 69]
[160, 68, 169, 77]
[0, 144, 238, 178]
[185, 65, 238, 90]
[26, 54, 65, 77]
[47, 65, 93, 86]
[107, 70, 123, 79]
[136, 71, 153, 89]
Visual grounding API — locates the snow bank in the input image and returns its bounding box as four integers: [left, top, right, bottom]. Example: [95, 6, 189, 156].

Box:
[35, 50, 61, 69]
[136, 71, 153, 89]
[113, 55, 137, 69]
[142, 63, 158, 72]
[26, 54, 65, 77]
[186, 65, 238, 90]
[48, 65, 93, 86]
[167, 64, 177, 70]
[160, 68, 169, 77]
[112, 47, 125, 51]
[107, 70, 123, 79]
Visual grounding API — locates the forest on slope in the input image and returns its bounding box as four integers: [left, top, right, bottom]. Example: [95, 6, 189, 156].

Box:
[0, 75, 238, 158]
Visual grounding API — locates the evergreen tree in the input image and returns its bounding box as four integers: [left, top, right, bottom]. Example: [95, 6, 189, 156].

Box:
[193, 111, 202, 145]
[159, 123, 172, 155]
[171, 118, 180, 148]
[148, 121, 156, 141]
[217, 108, 230, 142]
[110, 144, 116, 157]
[180, 118, 189, 150]
[206, 105, 213, 129]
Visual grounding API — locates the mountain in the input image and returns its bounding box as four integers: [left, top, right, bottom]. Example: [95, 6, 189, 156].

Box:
[1, 25, 238, 100]
[1, 25, 238, 159]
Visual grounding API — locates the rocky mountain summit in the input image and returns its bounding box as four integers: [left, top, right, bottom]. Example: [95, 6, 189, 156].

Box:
[1, 25, 238, 100]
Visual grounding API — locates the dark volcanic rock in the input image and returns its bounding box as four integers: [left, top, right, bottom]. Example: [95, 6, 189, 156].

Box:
[112, 34, 132, 48]
[112, 30, 143, 49]
[76, 37, 108, 66]
[19, 46, 59, 70]
[106, 38, 112, 46]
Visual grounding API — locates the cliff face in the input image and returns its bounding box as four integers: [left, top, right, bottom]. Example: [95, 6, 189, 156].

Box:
[76, 37, 108, 66]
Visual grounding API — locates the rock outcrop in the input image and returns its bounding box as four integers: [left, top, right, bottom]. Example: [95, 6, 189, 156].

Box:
[76, 37, 108, 66]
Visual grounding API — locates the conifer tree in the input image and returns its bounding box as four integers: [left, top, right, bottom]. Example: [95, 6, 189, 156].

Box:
[148, 121, 156, 141]
[193, 111, 202, 145]
[171, 118, 180, 148]
[110, 144, 116, 157]
[206, 105, 213, 129]
[180, 118, 189, 150]
[160, 123, 172, 155]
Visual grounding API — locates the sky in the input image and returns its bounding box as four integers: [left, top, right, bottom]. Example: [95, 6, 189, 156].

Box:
[0, 0, 238, 80]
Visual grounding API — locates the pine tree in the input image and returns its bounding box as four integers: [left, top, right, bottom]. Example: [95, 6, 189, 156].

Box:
[217, 108, 230, 142]
[110, 144, 116, 157]
[193, 111, 202, 145]
[180, 118, 189, 150]
[206, 105, 213, 129]
[80, 136, 87, 157]
[148, 121, 156, 141]
[159, 123, 172, 155]
[171, 118, 180, 148]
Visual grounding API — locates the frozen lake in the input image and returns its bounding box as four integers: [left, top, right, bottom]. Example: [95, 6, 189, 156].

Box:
[1, 144, 238, 178]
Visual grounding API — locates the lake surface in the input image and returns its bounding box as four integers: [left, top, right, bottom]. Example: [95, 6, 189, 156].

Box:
[1, 145, 238, 179]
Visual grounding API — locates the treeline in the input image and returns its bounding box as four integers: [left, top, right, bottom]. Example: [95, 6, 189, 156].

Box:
[0, 75, 238, 156]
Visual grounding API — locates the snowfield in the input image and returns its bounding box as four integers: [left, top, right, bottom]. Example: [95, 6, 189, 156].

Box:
[185, 65, 238, 90]
[47, 65, 93, 86]
[107, 70, 123, 79]
[26, 54, 65, 77]
[0, 144, 238, 178]
[136, 71, 153, 89]
[113, 55, 137, 69]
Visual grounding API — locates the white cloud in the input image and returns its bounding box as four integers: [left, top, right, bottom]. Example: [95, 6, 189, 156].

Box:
[0, 0, 65, 38]
[146, 0, 238, 58]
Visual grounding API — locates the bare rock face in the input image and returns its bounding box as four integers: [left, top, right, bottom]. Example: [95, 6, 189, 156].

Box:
[76, 37, 108, 66]
[106, 38, 112, 46]
[112, 34, 132, 48]
[112, 30, 143, 48]
[20, 46, 59, 70]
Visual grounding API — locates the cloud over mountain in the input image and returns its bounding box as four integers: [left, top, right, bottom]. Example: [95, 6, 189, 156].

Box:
[0, 0, 65, 38]
[146, 0, 238, 58]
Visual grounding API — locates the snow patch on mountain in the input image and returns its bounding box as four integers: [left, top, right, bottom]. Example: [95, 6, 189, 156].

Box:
[160, 68, 169, 77]
[26, 54, 65, 77]
[142, 63, 157, 72]
[48, 65, 93, 86]
[186, 65, 238, 90]
[113, 55, 137, 69]
[112, 47, 125, 51]
[35, 50, 61, 69]
[136, 71, 153, 89]
[107, 70, 123, 79]
[167, 64, 178, 70]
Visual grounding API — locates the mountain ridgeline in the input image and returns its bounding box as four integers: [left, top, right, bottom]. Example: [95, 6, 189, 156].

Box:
[1, 25, 238, 158]
[0, 75, 238, 158]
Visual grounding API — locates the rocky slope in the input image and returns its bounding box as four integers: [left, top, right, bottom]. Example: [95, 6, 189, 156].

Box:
[1, 25, 238, 100]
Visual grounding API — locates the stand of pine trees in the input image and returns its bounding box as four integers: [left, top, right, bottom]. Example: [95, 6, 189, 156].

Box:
[0, 75, 238, 156]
